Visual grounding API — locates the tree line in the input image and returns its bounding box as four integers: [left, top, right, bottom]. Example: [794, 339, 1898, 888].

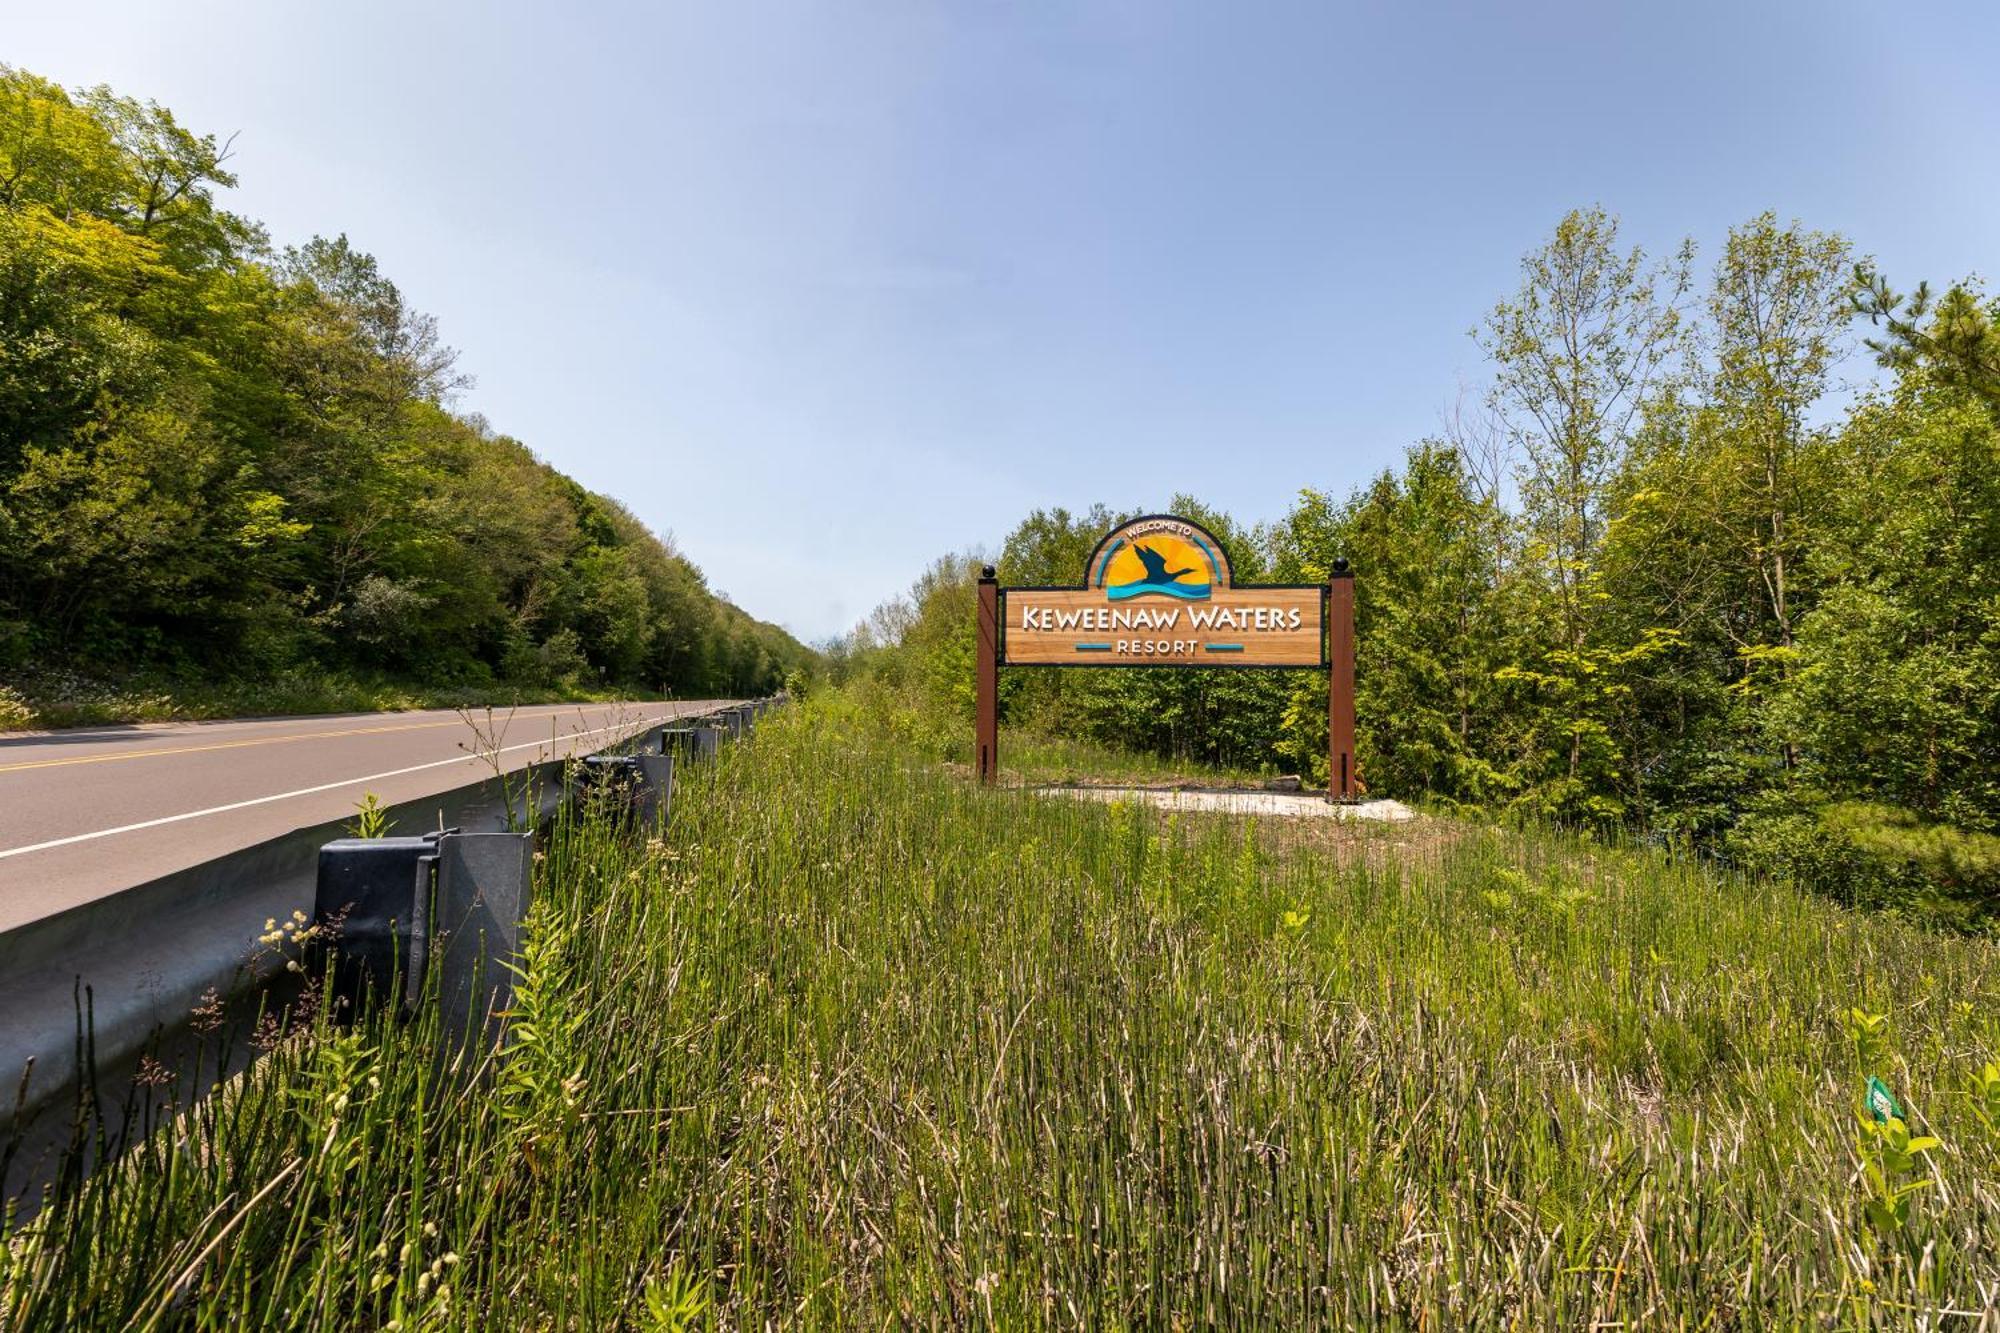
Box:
[0, 67, 809, 703]
[834, 209, 1999, 928]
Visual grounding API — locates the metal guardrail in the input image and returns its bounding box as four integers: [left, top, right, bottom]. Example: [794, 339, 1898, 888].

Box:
[0, 698, 782, 1205]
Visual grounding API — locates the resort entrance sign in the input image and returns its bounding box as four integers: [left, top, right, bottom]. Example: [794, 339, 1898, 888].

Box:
[975, 514, 1358, 799]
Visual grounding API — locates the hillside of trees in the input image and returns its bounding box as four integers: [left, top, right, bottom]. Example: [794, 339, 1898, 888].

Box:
[0, 67, 810, 717]
[834, 209, 1999, 928]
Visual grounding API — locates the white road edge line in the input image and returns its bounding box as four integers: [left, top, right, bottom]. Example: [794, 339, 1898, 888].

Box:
[0, 711, 682, 861]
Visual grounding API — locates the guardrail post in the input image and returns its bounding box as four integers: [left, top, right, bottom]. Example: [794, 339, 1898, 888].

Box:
[315, 832, 449, 1007]
[575, 753, 674, 825]
[314, 829, 533, 1043]
[664, 727, 721, 762]
[432, 832, 534, 1046]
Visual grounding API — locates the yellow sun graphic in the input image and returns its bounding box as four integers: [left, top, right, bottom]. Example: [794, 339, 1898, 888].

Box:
[1100, 532, 1213, 590]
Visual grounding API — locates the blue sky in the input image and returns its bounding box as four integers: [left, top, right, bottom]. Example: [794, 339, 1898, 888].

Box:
[11, 1, 1997, 639]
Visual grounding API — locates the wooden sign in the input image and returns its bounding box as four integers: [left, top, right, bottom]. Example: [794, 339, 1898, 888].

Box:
[1001, 517, 1326, 667]
[975, 514, 1357, 800]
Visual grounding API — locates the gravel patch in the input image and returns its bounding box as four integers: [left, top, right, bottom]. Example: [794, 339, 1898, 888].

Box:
[1033, 786, 1418, 821]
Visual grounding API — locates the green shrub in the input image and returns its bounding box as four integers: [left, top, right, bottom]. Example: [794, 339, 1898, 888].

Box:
[1729, 800, 2000, 930]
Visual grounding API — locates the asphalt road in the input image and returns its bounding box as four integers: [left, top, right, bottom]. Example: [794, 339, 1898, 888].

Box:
[0, 701, 727, 932]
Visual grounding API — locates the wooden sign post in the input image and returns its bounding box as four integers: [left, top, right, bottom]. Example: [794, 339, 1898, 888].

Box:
[976, 514, 1358, 801]
[1327, 556, 1356, 802]
[976, 565, 1000, 784]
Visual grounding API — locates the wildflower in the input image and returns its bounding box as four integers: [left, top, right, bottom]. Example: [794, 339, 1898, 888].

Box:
[251, 1012, 286, 1052]
[190, 987, 226, 1035]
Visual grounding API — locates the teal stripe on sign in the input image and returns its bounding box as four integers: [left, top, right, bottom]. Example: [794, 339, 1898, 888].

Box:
[1190, 533, 1226, 584]
[1074, 642, 1113, 652]
[1205, 643, 1244, 653]
[1092, 540, 1124, 586]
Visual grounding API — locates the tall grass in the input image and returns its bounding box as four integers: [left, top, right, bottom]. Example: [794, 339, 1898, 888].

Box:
[1000, 730, 1271, 787]
[5, 690, 1999, 1327]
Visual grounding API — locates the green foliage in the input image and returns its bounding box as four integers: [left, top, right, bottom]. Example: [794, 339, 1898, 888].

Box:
[1732, 802, 2000, 928]
[347, 792, 393, 839]
[0, 65, 809, 713]
[1973, 1061, 2000, 1132]
[1479, 205, 1693, 665]
[1271, 446, 1520, 799]
[1856, 1109, 1940, 1238]
[640, 1268, 710, 1331]
[1855, 267, 2000, 412]
[496, 904, 588, 1135]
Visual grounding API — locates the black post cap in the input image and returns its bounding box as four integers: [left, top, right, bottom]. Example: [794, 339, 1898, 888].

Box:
[1332, 556, 1351, 575]
[980, 564, 997, 581]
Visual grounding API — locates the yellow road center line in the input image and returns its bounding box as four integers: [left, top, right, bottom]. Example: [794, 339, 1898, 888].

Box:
[0, 708, 626, 774]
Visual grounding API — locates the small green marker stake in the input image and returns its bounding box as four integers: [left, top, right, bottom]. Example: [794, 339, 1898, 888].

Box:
[1866, 1076, 1903, 1124]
